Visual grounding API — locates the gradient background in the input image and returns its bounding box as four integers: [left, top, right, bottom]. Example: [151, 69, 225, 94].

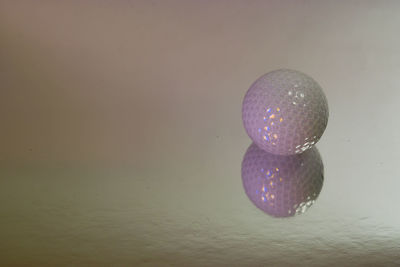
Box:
[1, 1, 400, 266]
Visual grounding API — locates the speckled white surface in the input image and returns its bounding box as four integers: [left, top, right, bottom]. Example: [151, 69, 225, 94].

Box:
[1, 1, 400, 266]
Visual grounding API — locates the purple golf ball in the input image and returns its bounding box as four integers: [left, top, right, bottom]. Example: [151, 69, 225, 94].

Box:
[242, 143, 324, 217]
[242, 69, 329, 155]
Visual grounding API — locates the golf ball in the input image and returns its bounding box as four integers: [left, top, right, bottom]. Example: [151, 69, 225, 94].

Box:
[241, 143, 324, 217]
[242, 69, 328, 155]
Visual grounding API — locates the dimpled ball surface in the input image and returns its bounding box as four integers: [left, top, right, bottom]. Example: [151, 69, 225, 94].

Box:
[242, 69, 329, 155]
[241, 143, 324, 217]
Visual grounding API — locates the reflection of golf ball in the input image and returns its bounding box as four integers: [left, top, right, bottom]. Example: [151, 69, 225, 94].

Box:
[241, 143, 324, 217]
[242, 69, 328, 155]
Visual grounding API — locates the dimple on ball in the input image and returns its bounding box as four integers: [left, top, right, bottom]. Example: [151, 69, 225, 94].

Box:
[242, 69, 329, 155]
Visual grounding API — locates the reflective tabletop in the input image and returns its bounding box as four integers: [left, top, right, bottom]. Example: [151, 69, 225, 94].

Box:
[1, 1, 400, 266]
